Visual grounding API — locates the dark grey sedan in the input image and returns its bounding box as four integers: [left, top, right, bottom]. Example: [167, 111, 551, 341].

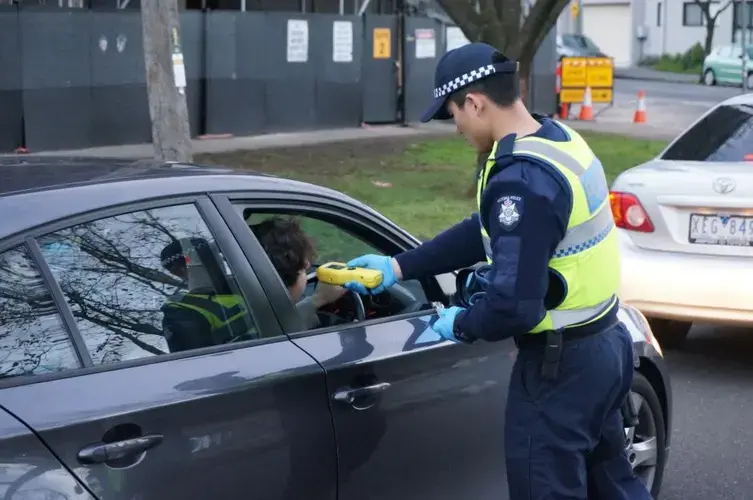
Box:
[0, 157, 672, 500]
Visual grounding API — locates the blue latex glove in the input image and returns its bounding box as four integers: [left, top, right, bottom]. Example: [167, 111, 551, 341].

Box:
[343, 254, 398, 295]
[431, 306, 466, 343]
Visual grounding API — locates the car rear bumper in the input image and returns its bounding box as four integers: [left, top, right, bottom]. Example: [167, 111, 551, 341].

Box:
[618, 230, 753, 325]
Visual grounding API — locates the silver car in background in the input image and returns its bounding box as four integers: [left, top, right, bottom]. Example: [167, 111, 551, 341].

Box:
[611, 93, 753, 347]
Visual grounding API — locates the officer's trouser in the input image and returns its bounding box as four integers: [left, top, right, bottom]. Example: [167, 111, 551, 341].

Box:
[504, 322, 653, 500]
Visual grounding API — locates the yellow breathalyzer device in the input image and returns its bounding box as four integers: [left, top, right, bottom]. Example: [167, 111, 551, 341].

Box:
[316, 262, 384, 289]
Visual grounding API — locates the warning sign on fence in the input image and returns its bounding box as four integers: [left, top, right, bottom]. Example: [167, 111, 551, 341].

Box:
[559, 56, 614, 104]
[373, 28, 391, 59]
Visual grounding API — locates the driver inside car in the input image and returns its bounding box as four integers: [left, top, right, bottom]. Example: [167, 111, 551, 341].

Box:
[250, 216, 348, 329]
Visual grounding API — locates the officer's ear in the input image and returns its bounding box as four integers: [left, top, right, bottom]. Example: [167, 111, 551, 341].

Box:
[464, 92, 486, 115]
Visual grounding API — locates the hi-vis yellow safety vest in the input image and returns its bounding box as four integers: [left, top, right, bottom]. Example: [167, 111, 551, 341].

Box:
[165, 293, 251, 343]
[477, 122, 620, 334]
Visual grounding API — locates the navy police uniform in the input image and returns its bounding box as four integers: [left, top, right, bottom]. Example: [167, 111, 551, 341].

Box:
[391, 43, 653, 499]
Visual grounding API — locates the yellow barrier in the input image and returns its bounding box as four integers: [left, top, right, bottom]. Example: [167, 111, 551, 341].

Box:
[559, 56, 613, 105]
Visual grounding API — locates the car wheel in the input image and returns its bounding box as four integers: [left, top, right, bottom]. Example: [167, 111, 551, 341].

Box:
[625, 373, 667, 498]
[648, 317, 691, 349]
[703, 68, 716, 86]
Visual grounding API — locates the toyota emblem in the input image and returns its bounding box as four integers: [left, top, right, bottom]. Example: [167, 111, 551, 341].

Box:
[712, 177, 736, 194]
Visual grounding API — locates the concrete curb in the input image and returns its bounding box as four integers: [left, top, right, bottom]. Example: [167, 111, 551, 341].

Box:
[614, 72, 701, 86]
[15, 120, 673, 160]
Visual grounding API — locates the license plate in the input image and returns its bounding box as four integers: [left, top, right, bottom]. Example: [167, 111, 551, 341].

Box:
[688, 213, 753, 246]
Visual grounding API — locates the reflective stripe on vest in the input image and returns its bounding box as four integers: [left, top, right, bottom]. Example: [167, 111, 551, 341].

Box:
[476, 122, 620, 334]
[167, 293, 250, 341]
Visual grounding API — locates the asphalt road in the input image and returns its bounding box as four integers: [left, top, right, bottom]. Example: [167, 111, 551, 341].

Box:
[658, 323, 753, 500]
[614, 78, 743, 108]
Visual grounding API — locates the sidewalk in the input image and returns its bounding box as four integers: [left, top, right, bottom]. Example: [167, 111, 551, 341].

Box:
[27, 119, 676, 160]
[614, 66, 700, 85]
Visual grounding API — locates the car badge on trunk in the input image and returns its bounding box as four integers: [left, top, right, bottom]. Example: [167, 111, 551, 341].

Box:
[712, 177, 736, 195]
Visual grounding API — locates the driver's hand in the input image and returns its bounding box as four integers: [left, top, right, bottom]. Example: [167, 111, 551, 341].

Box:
[312, 283, 348, 309]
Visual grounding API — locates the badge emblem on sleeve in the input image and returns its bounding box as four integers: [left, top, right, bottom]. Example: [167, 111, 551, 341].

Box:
[497, 195, 522, 231]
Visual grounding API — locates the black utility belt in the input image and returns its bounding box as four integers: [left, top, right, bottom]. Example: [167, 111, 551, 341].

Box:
[514, 315, 619, 380]
[514, 324, 603, 349]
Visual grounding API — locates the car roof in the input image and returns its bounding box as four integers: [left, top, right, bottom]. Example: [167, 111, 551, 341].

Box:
[0, 156, 369, 243]
[718, 92, 753, 107]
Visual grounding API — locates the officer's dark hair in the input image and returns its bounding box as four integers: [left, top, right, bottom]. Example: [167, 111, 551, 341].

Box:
[250, 216, 316, 288]
[448, 51, 520, 109]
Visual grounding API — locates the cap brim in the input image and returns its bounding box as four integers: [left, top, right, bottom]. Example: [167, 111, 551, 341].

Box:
[419, 96, 450, 123]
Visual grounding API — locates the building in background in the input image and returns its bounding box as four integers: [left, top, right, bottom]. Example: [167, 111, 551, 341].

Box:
[557, 0, 753, 67]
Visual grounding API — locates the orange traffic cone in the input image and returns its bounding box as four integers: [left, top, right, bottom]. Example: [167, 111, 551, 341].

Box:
[578, 87, 594, 121]
[558, 102, 570, 120]
[633, 91, 647, 123]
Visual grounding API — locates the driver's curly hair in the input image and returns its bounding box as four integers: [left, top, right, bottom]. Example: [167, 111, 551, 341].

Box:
[250, 216, 316, 288]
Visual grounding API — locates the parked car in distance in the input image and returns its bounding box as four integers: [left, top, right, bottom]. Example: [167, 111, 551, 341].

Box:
[611, 92, 753, 348]
[702, 43, 753, 87]
[557, 33, 608, 58]
[0, 157, 672, 499]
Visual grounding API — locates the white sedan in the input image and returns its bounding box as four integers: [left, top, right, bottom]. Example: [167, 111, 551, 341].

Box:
[610, 92, 753, 348]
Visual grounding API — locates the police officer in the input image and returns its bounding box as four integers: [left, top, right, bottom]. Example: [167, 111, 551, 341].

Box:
[344, 43, 652, 500]
[160, 237, 254, 352]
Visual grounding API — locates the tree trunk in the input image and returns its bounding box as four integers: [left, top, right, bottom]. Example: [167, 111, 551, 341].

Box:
[704, 22, 715, 56]
[141, 0, 193, 162]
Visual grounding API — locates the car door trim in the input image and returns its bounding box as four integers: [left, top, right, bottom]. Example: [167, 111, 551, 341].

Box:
[0, 195, 288, 391]
[210, 193, 446, 339]
[25, 236, 94, 368]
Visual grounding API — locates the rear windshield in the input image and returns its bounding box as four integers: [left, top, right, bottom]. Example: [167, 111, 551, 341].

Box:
[661, 104, 753, 162]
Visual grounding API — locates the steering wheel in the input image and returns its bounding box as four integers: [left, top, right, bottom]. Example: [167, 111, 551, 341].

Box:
[388, 283, 424, 314]
[308, 269, 367, 325]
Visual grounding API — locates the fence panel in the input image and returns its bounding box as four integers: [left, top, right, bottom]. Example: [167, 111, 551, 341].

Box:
[20, 7, 93, 151]
[262, 12, 318, 132]
[361, 15, 398, 124]
[89, 11, 151, 148]
[404, 17, 443, 123]
[0, 6, 23, 153]
[312, 14, 363, 128]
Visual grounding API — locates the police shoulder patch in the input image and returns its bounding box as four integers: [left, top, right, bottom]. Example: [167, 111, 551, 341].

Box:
[497, 195, 523, 231]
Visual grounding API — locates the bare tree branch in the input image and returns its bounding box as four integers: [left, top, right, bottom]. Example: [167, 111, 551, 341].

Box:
[518, 0, 570, 62]
[436, 0, 484, 43]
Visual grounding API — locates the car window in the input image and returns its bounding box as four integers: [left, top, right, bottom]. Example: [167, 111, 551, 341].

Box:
[238, 207, 432, 330]
[37, 203, 260, 366]
[661, 104, 753, 162]
[0, 245, 82, 379]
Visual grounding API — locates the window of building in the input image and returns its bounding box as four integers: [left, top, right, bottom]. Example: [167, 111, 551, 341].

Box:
[37, 204, 259, 366]
[733, 1, 753, 29]
[682, 2, 705, 26]
[0, 245, 82, 379]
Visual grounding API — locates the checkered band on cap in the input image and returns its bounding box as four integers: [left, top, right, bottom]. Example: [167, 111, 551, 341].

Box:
[433, 64, 496, 99]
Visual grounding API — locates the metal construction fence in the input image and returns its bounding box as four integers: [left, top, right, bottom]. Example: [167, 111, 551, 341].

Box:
[0, 5, 557, 153]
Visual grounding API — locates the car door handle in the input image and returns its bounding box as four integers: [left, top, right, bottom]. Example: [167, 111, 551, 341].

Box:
[77, 433, 164, 465]
[333, 382, 391, 404]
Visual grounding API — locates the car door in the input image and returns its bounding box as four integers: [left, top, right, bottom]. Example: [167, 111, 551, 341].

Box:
[214, 193, 518, 500]
[0, 197, 337, 500]
[0, 406, 95, 499]
[720, 45, 743, 83]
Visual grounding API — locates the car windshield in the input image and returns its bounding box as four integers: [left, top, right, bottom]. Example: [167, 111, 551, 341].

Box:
[661, 104, 753, 162]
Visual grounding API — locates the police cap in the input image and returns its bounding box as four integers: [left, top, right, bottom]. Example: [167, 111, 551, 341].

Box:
[420, 42, 518, 123]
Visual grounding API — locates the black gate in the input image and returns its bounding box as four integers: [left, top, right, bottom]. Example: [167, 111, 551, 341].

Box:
[404, 17, 443, 123]
[0, 5, 22, 153]
[361, 14, 398, 124]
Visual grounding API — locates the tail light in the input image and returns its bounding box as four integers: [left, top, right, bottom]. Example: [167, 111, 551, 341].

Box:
[609, 191, 654, 233]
